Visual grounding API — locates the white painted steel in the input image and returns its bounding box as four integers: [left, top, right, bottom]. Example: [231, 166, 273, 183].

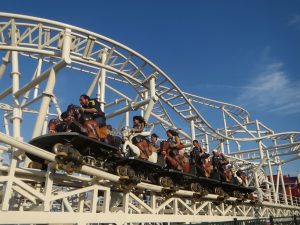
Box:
[0, 12, 299, 224]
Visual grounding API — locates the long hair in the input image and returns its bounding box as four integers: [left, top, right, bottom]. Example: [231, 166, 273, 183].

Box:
[167, 129, 178, 136]
[133, 115, 145, 125]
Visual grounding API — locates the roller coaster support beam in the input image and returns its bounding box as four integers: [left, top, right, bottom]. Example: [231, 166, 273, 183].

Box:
[255, 120, 276, 202]
[0, 86, 12, 101]
[144, 75, 157, 122]
[1, 20, 21, 211]
[150, 112, 192, 140]
[32, 29, 72, 138]
[99, 48, 108, 111]
[222, 109, 231, 154]
[31, 69, 56, 138]
[188, 99, 196, 141]
[0, 51, 10, 79]
[190, 119, 196, 141]
[106, 98, 152, 119]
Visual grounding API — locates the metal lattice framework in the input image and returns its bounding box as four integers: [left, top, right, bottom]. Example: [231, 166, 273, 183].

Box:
[0, 13, 299, 224]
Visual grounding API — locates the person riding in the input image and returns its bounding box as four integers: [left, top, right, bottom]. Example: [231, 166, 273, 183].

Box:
[149, 133, 160, 152]
[166, 129, 184, 157]
[190, 140, 201, 164]
[164, 129, 189, 172]
[190, 140, 210, 177]
[129, 115, 153, 160]
[211, 149, 229, 181]
[79, 94, 106, 127]
[131, 115, 146, 144]
[234, 170, 249, 187]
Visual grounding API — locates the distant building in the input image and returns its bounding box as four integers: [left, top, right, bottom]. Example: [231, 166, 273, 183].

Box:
[272, 174, 300, 198]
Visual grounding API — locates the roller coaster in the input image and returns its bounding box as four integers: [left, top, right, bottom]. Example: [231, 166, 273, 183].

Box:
[0, 13, 299, 225]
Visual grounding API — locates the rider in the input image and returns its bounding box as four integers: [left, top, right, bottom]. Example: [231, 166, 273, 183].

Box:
[165, 129, 189, 172]
[130, 115, 151, 160]
[190, 140, 201, 165]
[190, 140, 209, 177]
[211, 149, 229, 181]
[79, 94, 106, 127]
[166, 129, 184, 157]
[150, 133, 159, 148]
[131, 115, 146, 144]
[234, 170, 249, 187]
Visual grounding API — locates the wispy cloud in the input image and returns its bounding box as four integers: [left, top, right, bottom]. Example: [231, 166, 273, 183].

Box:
[236, 63, 300, 115]
[289, 14, 300, 28]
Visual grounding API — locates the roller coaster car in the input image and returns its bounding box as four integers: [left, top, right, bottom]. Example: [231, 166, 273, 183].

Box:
[115, 157, 163, 183]
[27, 132, 161, 183]
[27, 132, 121, 171]
[27, 132, 256, 201]
[220, 181, 255, 201]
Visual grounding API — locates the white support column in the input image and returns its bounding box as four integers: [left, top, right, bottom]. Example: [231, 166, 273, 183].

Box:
[144, 76, 156, 122]
[42, 108, 49, 135]
[21, 57, 43, 107]
[103, 188, 110, 213]
[87, 70, 101, 97]
[190, 119, 196, 141]
[140, 91, 147, 117]
[32, 69, 56, 138]
[189, 98, 196, 141]
[123, 192, 129, 213]
[265, 147, 276, 202]
[32, 28, 71, 138]
[43, 165, 54, 212]
[99, 48, 108, 111]
[1, 20, 21, 211]
[278, 164, 288, 204]
[4, 111, 10, 136]
[91, 187, 98, 213]
[51, 96, 62, 117]
[220, 140, 225, 154]
[288, 185, 293, 206]
[256, 120, 275, 202]
[0, 51, 10, 79]
[125, 100, 130, 128]
[33, 57, 43, 98]
[222, 110, 231, 154]
[205, 134, 210, 151]
[275, 168, 280, 202]
[11, 52, 21, 140]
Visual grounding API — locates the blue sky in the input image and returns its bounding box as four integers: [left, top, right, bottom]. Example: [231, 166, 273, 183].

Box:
[1, 1, 300, 173]
[1, 1, 300, 130]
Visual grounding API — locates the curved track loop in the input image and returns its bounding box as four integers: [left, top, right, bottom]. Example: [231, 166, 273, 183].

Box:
[1, 12, 299, 144]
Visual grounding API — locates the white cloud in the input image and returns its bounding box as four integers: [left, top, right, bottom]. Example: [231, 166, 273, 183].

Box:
[289, 15, 300, 29]
[236, 63, 300, 115]
[289, 14, 300, 25]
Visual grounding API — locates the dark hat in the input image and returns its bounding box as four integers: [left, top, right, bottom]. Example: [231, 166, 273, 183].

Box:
[151, 133, 159, 138]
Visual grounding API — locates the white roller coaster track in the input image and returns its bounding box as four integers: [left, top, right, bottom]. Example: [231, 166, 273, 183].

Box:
[0, 13, 299, 224]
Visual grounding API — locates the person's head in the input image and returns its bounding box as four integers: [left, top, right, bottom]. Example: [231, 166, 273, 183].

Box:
[226, 164, 232, 170]
[133, 115, 145, 125]
[79, 94, 90, 106]
[212, 149, 219, 156]
[166, 129, 178, 138]
[151, 133, 159, 142]
[61, 111, 70, 121]
[237, 170, 246, 178]
[192, 140, 199, 147]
